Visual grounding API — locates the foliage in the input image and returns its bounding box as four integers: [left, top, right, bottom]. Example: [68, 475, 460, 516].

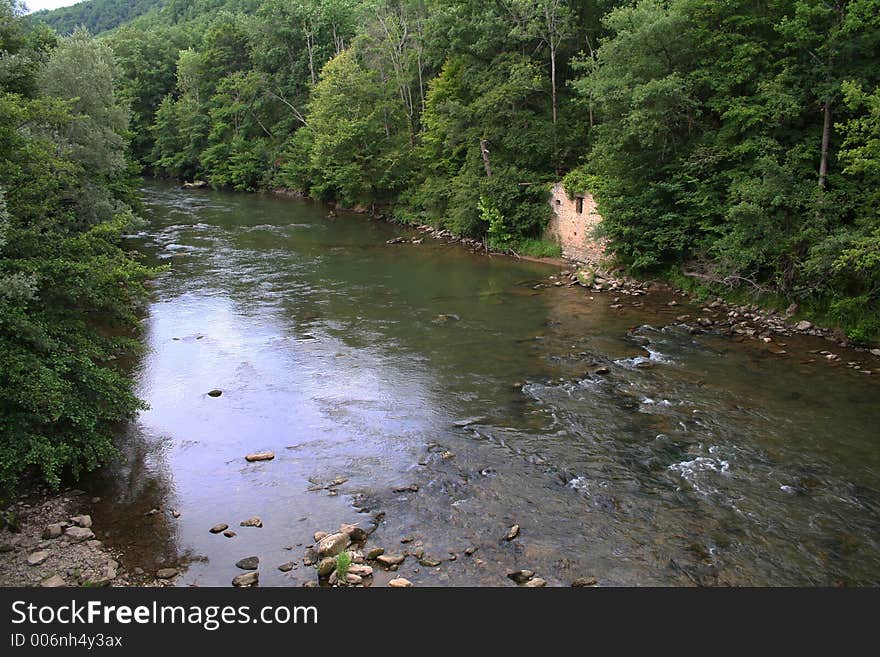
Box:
[335, 551, 351, 581]
[0, 5, 151, 491]
[29, 0, 164, 36]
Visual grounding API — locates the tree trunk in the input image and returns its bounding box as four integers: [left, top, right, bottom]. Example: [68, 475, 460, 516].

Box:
[818, 98, 832, 190]
[480, 139, 493, 178]
[550, 46, 557, 126]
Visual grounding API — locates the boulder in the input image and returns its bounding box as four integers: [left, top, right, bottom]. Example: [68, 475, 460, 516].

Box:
[64, 526, 94, 542]
[317, 557, 337, 578]
[316, 532, 350, 558]
[70, 515, 92, 528]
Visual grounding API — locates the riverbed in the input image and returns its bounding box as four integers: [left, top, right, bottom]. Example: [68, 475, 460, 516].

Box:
[85, 180, 880, 586]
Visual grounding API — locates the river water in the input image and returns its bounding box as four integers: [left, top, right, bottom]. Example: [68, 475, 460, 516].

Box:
[88, 181, 880, 586]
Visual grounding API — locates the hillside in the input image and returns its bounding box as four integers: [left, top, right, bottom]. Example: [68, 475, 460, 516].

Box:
[29, 0, 163, 35]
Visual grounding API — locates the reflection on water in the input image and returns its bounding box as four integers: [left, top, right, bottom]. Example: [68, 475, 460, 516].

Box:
[92, 180, 880, 586]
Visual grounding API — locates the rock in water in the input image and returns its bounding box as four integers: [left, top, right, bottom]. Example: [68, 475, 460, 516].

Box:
[240, 517, 263, 528]
[157, 568, 178, 580]
[317, 557, 337, 578]
[524, 578, 547, 587]
[232, 572, 259, 587]
[366, 547, 385, 560]
[795, 321, 813, 331]
[507, 570, 535, 584]
[278, 562, 295, 573]
[419, 557, 442, 568]
[572, 577, 598, 587]
[27, 551, 50, 566]
[376, 554, 406, 568]
[316, 532, 350, 558]
[210, 524, 229, 534]
[245, 452, 275, 463]
[504, 525, 520, 541]
[207, 389, 223, 397]
[235, 556, 259, 571]
[388, 578, 412, 588]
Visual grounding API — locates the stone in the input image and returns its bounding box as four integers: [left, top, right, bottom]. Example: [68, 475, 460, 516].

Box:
[313, 531, 329, 542]
[232, 572, 259, 587]
[419, 557, 441, 568]
[465, 547, 478, 556]
[400, 536, 414, 544]
[157, 568, 178, 580]
[278, 562, 295, 573]
[317, 557, 337, 578]
[240, 517, 263, 528]
[235, 556, 259, 571]
[524, 578, 547, 587]
[70, 515, 92, 528]
[210, 524, 229, 534]
[207, 389, 223, 397]
[224, 531, 236, 538]
[393, 484, 419, 493]
[245, 452, 275, 463]
[572, 577, 598, 587]
[171, 510, 181, 518]
[303, 581, 319, 588]
[344, 573, 363, 585]
[42, 523, 64, 540]
[376, 554, 406, 568]
[504, 525, 520, 541]
[348, 564, 373, 578]
[339, 524, 368, 542]
[870, 349, 880, 357]
[86, 540, 103, 548]
[795, 321, 813, 331]
[784, 303, 799, 319]
[303, 548, 319, 566]
[366, 547, 385, 560]
[27, 550, 50, 566]
[64, 526, 94, 542]
[507, 570, 535, 584]
[316, 532, 350, 558]
[388, 578, 412, 588]
[40, 575, 66, 588]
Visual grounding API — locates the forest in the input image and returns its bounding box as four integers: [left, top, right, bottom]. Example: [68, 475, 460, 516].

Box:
[2, 0, 880, 490]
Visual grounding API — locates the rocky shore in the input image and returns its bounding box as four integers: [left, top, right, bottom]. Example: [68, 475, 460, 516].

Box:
[0, 488, 162, 588]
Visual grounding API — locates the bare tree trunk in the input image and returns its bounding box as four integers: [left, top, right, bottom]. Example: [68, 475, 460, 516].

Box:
[818, 98, 832, 190]
[550, 46, 557, 125]
[305, 26, 317, 86]
[480, 139, 493, 178]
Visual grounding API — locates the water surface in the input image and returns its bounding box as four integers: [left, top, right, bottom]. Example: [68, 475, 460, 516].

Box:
[90, 181, 880, 586]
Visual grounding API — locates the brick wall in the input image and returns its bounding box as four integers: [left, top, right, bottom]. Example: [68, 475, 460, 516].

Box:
[544, 183, 606, 263]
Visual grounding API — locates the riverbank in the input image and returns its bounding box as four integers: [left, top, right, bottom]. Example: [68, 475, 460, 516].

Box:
[0, 487, 164, 588]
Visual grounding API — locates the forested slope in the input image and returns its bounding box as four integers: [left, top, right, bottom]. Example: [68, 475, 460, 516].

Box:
[29, 0, 163, 35]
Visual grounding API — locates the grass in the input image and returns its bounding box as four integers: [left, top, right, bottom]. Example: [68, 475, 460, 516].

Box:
[335, 551, 351, 581]
[513, 238, 563, 259]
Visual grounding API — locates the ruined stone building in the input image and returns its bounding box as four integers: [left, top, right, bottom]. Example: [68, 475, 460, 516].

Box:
[544, 183, 606, 263]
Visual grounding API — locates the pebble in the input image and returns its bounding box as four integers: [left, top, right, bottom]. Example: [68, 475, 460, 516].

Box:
[223, 531, 236, 538]
[278, 562, 295, 572]
[504, 525, 520, 541]
[419, 557, 441, 568]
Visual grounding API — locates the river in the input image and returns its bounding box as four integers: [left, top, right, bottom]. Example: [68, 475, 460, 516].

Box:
[86, 180, 880, 586]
